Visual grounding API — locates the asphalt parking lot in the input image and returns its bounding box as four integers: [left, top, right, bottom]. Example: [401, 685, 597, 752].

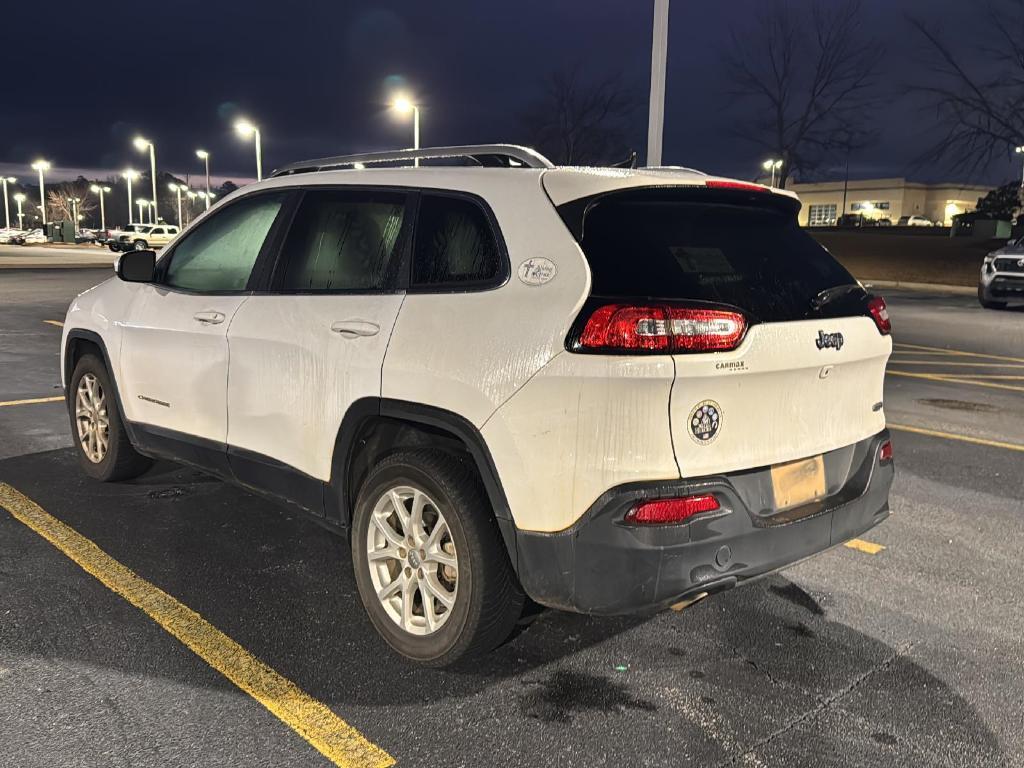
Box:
[1, 267, 1022, 767]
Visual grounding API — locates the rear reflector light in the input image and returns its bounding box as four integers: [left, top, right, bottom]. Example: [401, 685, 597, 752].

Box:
[705, 180, 770, 193]
[578, 304, 747, 354]
[625, 494, 721, 525]
[879, 440, 893, 462]
[867, 296, 891, 335]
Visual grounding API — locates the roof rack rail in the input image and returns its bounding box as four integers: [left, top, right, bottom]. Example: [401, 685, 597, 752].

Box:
[272, 144, 555, 177]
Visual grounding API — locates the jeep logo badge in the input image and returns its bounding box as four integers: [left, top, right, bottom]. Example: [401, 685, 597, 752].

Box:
[815, 330, 844, 351]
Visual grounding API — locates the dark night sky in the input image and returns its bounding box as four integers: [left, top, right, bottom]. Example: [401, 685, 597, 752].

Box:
[1, 0, 1012, 186]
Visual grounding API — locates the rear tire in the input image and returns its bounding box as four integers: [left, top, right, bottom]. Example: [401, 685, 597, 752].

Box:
[351, 449, 525, 666]
[68, 353, 152, 482]
[133, 239, 147, 251]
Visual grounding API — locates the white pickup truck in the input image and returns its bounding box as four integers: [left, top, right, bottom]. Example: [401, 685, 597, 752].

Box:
[108, 224, 179, 252]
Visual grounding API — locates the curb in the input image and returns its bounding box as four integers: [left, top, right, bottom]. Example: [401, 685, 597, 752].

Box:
[859, 279, 976, 296]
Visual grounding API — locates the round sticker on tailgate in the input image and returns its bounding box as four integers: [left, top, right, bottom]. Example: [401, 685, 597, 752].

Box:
[517, 258, 557, 286]
[689, 400, 722, 444]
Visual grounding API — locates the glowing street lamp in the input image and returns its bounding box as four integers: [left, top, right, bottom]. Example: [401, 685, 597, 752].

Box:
[234, 120, 262, 181]
[31, 160, 50, 225]
[13, 192, 25, 229]
[168, 183, 189, 228]
[133, 136, 158, 223]
[148, 200, 157, 224]
[762, 158, 784, 187]
[136, 198, 149, 224]
[197, 190, 213, 211]
[195, 149, 211, 197]
[391, 96, 420, 166]
[123, 168, 139, 224]
[1, 176, 14, 229]
[90, 184, 111, 230]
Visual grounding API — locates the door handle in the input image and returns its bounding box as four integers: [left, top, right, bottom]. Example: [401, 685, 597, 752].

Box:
[193, 311, 226, 325]
[331, 320, 380, 339]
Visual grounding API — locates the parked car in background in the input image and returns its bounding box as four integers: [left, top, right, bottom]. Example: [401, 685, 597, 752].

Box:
[898, 215, 934, 227]
[876, 218, 892, 227]
[108, 224, 180, 252]
[837, 213, 868, 228]
[979, 236, 1024, 310]
[23, 229, 46, 244]
[0, 228, 24, 244]
[75, 229, 99, 244]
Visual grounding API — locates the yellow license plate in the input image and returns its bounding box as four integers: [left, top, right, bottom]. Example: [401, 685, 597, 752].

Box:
[770, 455, 827, 511]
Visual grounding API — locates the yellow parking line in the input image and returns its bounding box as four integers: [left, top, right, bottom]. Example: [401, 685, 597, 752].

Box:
[43, 320, 64, 328]
[0, 396, 64, 407]
[893, 343, 1024, 364]
[889, 423, 1024, 453]
[844, 539, 885, 555]
[0, 484, 394, 768]
[887, 370, 1024, 394]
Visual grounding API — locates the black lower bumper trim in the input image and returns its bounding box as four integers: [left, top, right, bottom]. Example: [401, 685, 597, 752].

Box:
[516, 430, 894, 615]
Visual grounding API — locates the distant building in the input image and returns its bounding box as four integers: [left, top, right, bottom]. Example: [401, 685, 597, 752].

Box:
[787, 178, 993, 227]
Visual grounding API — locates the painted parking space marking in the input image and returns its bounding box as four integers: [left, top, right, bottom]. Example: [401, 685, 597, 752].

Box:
[892, 343, 1024, 364]
[844, 539, 885, 555]
[0, 483, 394, 768]
[43, 320, 64, 328]
[0, 396, 64, 407]
[887, 371, 1024, 394]
[888, 423, 1024, 453]
[889, 343, 1024, 394]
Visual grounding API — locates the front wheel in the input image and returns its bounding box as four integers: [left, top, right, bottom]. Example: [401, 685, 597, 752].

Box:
[351, 449, 524, 666]
[978, 286, 1006, 310]
[68, 354, 152, 481]
[133, 239, 148, 251]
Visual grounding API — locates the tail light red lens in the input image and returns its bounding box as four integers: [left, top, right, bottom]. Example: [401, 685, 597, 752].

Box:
[867, 296, 891, 335]
[577, 304, 747, 354]
[879, 439, 893, 462]
[625, 494, 721, 525]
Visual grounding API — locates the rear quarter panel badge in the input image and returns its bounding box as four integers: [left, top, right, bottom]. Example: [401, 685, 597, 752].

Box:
[689, 400, 722, 444]
[517, 258, 557, 286]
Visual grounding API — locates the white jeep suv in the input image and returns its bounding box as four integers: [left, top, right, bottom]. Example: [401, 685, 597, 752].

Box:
[61, 145, 895, 665]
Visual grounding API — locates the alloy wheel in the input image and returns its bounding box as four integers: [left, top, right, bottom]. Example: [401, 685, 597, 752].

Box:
[75, 373, 109, 463]
[365, 485, 459, 636]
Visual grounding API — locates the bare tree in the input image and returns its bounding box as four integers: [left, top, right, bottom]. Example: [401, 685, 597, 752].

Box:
[47, 182, 96, 227]
[908, 0, 1024, 178]
[521, 67, 639, 166]
[724, 0, 884, 186]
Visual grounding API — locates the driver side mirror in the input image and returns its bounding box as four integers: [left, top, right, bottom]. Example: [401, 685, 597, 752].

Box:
[116, 250, 157, 282]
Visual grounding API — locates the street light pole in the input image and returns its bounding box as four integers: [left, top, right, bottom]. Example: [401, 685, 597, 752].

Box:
[196, 149, 211, 197]
[134, 137, 158, 223]
[1, 177, 14, 229]
[234, 121, 263, 181]
[169, 183, 186, 228]
[1016, 146, 1024, 188]
[391, 98, 421, 166]
[90, 185, 110, 230]
[123, 169, 138, 225]
[13, 193, 25, 229]
[136, 198, 147, 224]
[647, 0, 670, 167]
[31, 160, 50, 225]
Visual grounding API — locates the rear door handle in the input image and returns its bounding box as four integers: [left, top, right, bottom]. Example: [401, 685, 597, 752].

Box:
[193, 311, 226, 325]
[331, 320, 380, 339]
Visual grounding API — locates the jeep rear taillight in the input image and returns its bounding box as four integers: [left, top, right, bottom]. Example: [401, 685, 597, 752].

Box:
[625, 494, 721, 525]
[867, 296, 891, 335]
[576, 304, 747, 354]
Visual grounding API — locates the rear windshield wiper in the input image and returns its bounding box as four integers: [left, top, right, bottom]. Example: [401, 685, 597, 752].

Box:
[811, 283, 864, 310]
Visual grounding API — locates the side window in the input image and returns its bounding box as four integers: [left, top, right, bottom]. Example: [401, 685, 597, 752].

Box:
[164, 193, 285, 292]
[412, 194, 503, 289]
[150, 227, 164, 236]
[279, 190, 406, 291]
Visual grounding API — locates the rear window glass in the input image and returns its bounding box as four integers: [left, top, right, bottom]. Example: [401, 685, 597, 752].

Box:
[571, 190, 861, 322]
[412, 194, 503, 288]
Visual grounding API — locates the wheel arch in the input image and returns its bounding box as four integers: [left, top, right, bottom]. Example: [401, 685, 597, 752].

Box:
[329, 398, 519, 570]
[64, 329, 137, 444]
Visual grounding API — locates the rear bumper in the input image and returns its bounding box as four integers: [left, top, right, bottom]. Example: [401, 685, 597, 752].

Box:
[516, 430, 894, 615]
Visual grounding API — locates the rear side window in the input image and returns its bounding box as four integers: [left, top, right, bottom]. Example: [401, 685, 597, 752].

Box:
[164, 192, 285, 292]
[571, 189, 861, 322]
[412, 194, 503, 289]
[279, 190, 406, 291]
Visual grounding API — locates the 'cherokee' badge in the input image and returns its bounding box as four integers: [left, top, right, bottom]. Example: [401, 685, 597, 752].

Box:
[688, 400, 722, 445]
